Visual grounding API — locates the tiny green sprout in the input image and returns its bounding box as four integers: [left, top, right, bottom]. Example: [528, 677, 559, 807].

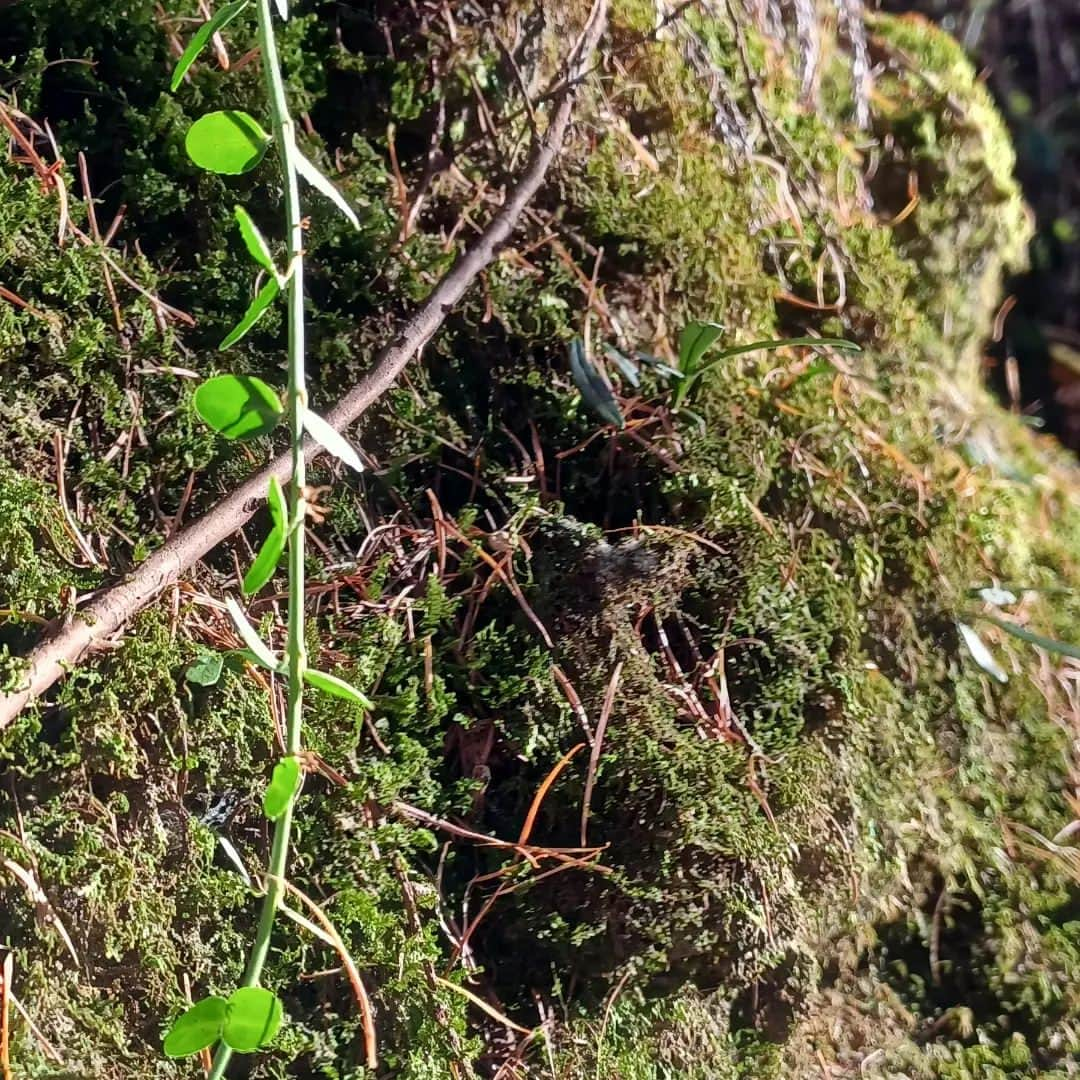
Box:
[194, 374, 282, 440]
[186, 110, 270, 175]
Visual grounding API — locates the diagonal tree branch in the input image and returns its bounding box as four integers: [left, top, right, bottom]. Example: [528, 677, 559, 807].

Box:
[0, 0, 608, 734]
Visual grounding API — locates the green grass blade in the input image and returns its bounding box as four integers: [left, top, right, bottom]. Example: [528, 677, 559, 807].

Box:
[979, 613, 1080, 661]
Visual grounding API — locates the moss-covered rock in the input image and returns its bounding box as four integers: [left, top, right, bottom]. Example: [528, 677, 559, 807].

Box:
[2, 1, 1079, 1078]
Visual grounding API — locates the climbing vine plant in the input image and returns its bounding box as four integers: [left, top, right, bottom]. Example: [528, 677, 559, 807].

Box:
[162, 0, 367, 1072]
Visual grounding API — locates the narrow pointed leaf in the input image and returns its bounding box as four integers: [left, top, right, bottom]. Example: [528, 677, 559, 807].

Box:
[216, 834, 253, 887]
[957, 621, 1008, 683]
[274, 0, 287, 16]
[263, 756, 302, 820]
[976, 586, 1018, 606]
[304, 668, 374, 709]
[267, 474, 288, 531]
[234, 205, 276, 275]
[243, 476, 288, 596]
[604, 345, 640, 388]
[243, 526, 286, 595]
[678, 320, 725, 374]
[569, 338, 624, 429]
[221, 277, 280, 349]
[194, 374, 282, 440]
[224, 595, 279, 671]
[303, 408, 363, 472]
[701, 336, 861, 368]
[222, 987, 282, 1052]
[225, 647, 276, 672]
[295, 151, 359, 228]
[163, 996, 228, 1058]
[979, 613, 1080, 661]
[170, 0, 249, 92]
[675, 334, 860, 406]
[186, 110, 269, 175]
[635, 351, 683, 380]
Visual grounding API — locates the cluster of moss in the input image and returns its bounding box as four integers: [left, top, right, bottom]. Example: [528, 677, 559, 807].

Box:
[2, 1, 1079, 1078]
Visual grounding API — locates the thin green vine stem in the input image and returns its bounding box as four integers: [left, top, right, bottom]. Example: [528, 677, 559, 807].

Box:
[208, 0, 305, 1075]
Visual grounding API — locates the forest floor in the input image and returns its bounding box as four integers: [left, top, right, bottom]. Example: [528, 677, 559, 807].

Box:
[2, 2, 1080, 1078]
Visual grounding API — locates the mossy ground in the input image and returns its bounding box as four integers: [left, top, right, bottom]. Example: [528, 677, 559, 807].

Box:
[1, 2, 1078, 1077]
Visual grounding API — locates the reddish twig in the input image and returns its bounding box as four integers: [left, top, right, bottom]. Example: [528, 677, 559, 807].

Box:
[518, 742, 587, 846]
[580, 662, 622, 845]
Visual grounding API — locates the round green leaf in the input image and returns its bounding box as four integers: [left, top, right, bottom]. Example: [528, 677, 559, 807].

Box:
[262, 755, 302, 820]
[186, 110, 269, 175]
[163, 996, 227, 1058]
[185, 650, 224, 687]
[194, 374, 282, 441]
[222, 987, 283, 1052]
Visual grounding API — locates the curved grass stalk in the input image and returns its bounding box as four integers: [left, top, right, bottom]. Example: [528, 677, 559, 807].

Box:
[207, 1, 306, 1075]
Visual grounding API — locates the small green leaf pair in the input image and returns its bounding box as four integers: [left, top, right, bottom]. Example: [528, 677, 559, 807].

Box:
[164, 986, 282, 1058]
[185, 110, 357, 224]
[222, 206, 285, 348]
[194, 373, 364, 469]
[223, 598, 374, 708]
[183, 110, 359, 346]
